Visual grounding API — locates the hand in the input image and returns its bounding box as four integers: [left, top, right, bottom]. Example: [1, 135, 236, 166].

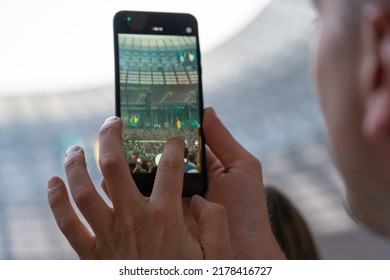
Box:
[202, 107, 285, 259]
[47, 116, 232, 259]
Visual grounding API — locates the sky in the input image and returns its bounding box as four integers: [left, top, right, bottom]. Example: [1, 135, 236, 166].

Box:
[0, 0, 271, 96]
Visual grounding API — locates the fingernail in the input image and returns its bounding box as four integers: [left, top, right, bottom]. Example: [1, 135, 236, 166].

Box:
[171, 136, 185, 141]
[66, 145, 81, 154]
[165, 137, 185, 146]
[104, 116, 120, 124]
[205, 106, 216, 116]
[48, 177, 60, 189]
[65, 145, 82, 161]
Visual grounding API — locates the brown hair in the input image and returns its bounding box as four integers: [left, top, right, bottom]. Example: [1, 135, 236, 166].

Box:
[265, 186, 320, 259]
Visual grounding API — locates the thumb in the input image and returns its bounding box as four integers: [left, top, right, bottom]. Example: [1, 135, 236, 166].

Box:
[190, 195, 232, 259]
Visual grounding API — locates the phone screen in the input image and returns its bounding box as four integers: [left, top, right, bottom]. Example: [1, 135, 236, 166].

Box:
[114, 11, 206, 196]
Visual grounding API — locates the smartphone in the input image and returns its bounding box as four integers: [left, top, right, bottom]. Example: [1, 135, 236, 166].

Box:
[113, 11, 207, 196]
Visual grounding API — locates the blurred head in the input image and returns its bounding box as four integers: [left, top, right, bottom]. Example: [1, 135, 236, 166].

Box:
[265, 187, 319, 259]
[312, 0, 390, 236]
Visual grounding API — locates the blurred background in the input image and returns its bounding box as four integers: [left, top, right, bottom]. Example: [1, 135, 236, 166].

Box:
[1, 0, 390, 259]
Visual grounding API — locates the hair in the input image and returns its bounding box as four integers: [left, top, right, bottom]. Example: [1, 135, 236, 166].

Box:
[265, 186, 320, 260]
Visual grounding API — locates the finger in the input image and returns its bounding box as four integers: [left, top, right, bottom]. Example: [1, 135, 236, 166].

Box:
[190, 195, 232, 259]
[100, 178, 112, 201]
[183, 197, 199, 239]
[65, 146, 113, 237]
[203, 107, 260, 171]
[205, 147, 223, 175]
[47, 176, 96, 258]
[98, 116, 143, 212]
[151, 138, 185, 209]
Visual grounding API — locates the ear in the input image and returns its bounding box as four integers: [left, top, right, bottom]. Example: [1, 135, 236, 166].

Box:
[361, 3, 390, 141]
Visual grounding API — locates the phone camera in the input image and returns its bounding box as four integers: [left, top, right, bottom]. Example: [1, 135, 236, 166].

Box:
[186, 27, 192, 34]
[125, 13, 147, 31]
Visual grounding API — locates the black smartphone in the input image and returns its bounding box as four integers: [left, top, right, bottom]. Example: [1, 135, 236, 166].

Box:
[113, 11, 207, 196]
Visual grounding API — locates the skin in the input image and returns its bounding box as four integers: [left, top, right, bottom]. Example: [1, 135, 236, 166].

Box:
[312, 0, 390, 236]
[48, 0, 390, 259]
[202, 107, 284, 259]
[48, 117, 232, 259]
[48, 110, 285, 259]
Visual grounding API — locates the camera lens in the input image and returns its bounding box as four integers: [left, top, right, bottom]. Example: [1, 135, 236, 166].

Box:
[126, 12, 147, 31]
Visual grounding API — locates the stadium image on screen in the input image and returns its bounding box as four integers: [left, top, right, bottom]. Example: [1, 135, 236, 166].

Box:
[118, 34, 202, 174]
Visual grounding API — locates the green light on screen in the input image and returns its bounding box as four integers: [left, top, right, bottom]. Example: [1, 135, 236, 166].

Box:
[127, 16, 132, 22]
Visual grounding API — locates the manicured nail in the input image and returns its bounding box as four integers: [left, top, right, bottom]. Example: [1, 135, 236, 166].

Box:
[47, 177, 60, 189]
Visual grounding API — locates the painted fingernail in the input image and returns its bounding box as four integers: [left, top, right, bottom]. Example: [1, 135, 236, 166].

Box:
[47, 177, 60, 189]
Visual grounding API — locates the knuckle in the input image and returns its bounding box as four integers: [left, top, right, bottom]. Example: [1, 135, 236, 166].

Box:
[64, 154, 85, 171]
[251, 156, 262, 170]
[57, 217, 76, 237]
[72, 186, 93, 209]
[159, 156, 182, 171]
[48, 188, 65, 209]
[151, 204, 175, 226]
[99, 125, 114, 139]
[99, 154, 121, 175]
[245, 156, 262, 173]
